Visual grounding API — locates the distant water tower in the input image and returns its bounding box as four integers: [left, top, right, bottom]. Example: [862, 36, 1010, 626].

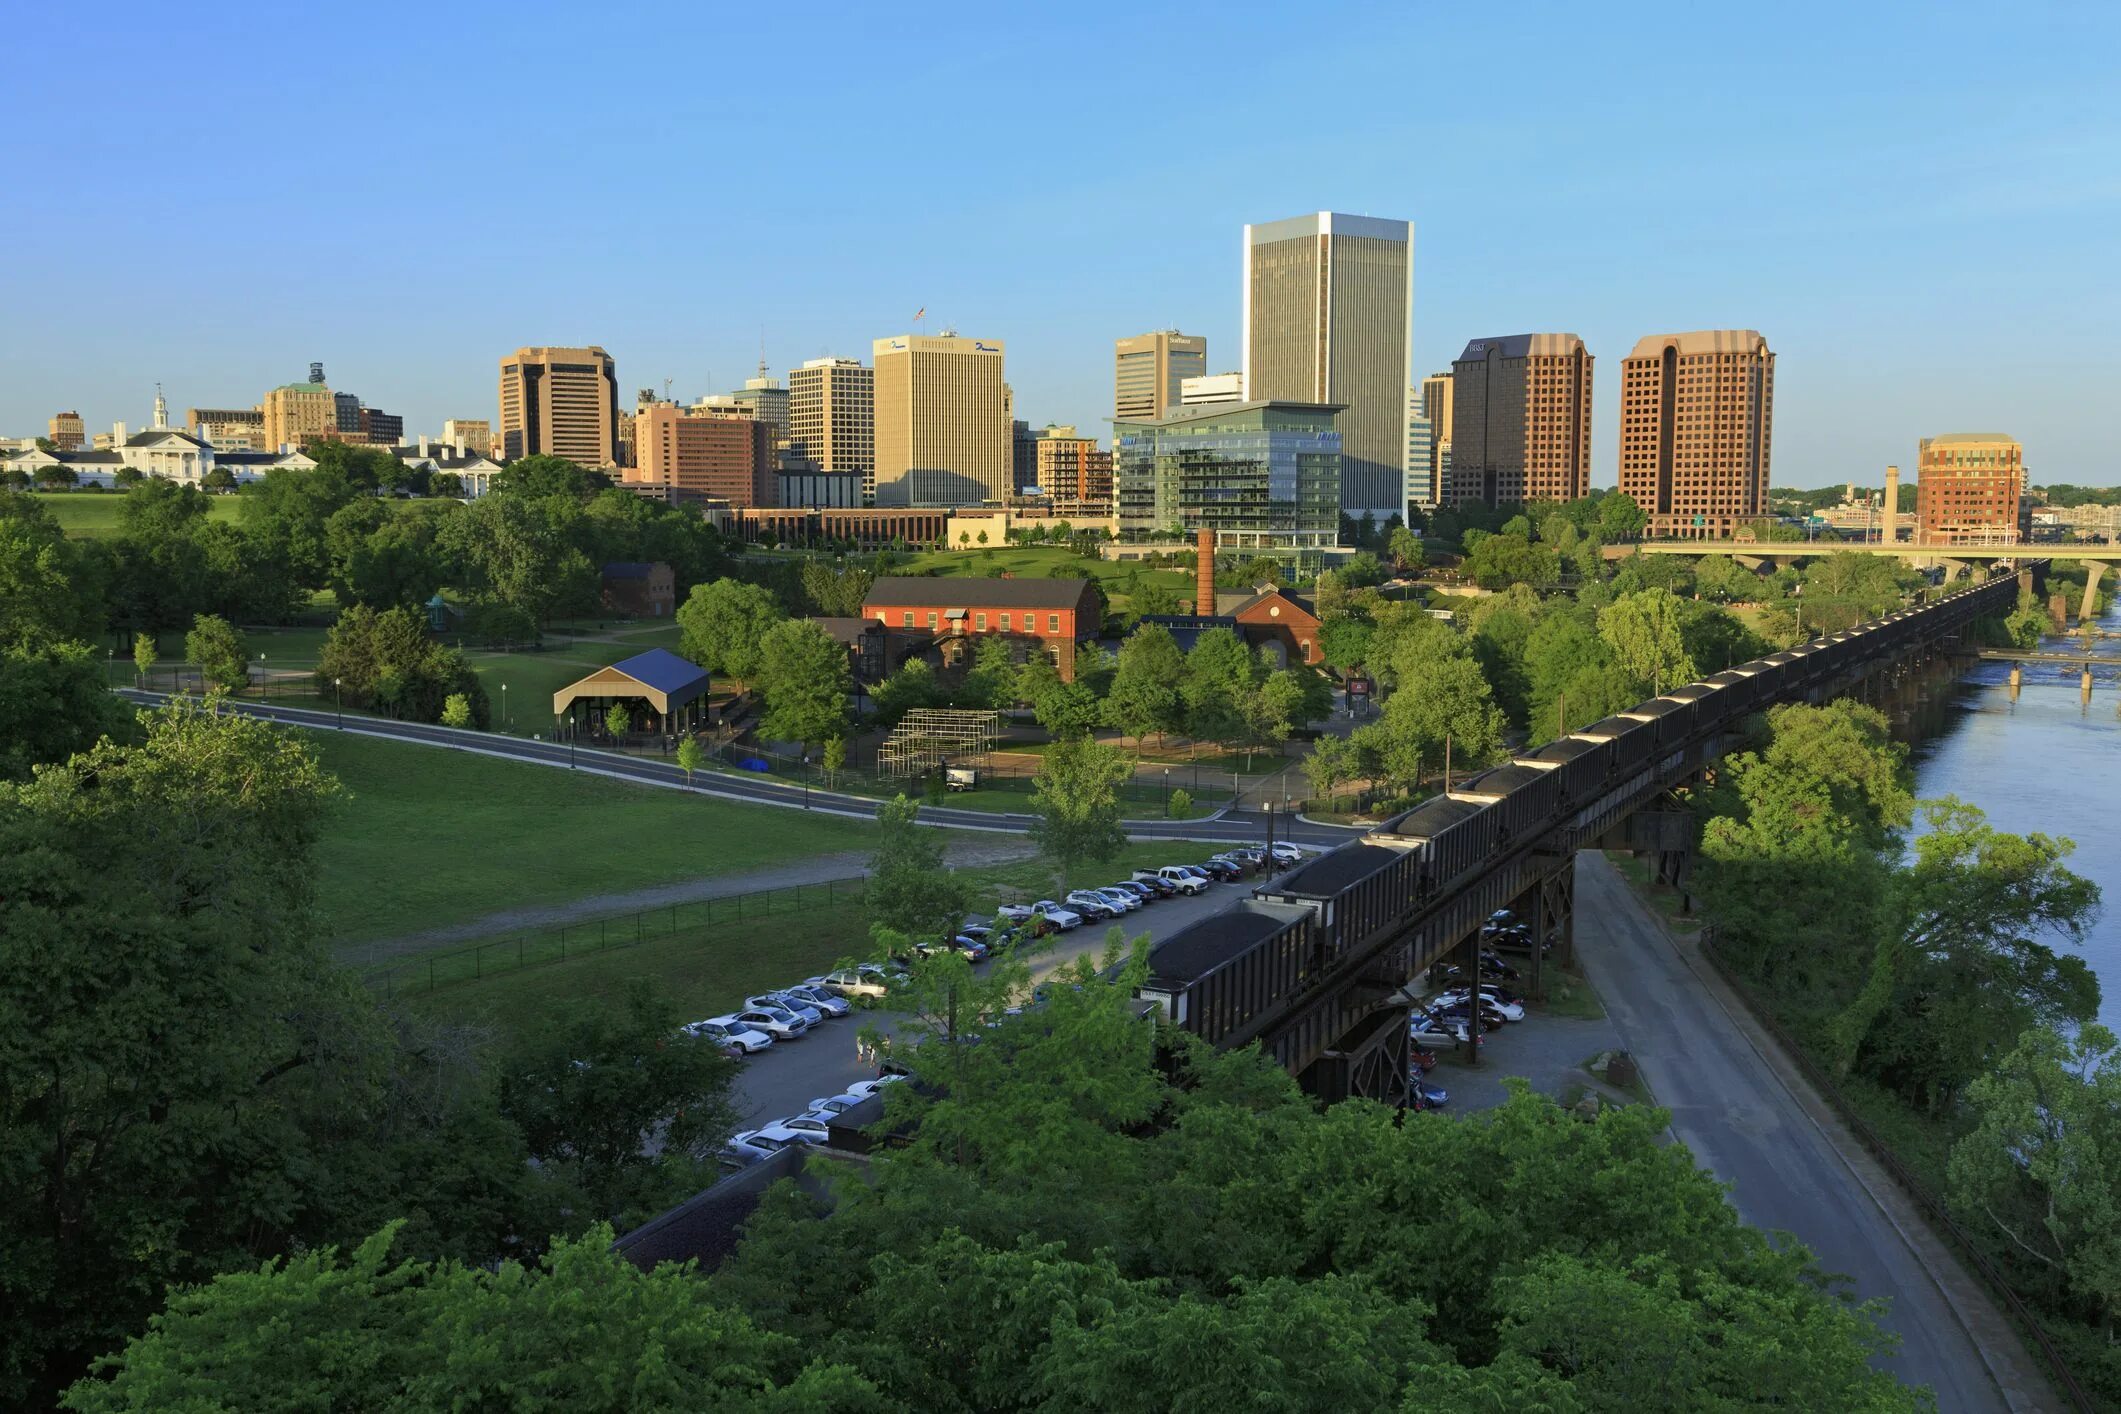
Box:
[308, 361, 326, 385]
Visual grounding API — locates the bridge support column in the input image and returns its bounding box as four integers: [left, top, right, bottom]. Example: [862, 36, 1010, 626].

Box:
[1460, 927, 1481, 1067]
[2010, 664, 2023, 696]
[2085, 565, 2106, 624]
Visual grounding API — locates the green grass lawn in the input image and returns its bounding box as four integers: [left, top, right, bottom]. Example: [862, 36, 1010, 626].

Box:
[393, 839, 1228, 1038]
[31, 489, 244, 537]
[892, 546, 1193, 611]
[459, 644, 655, 729]
[303, 729, 885, 948]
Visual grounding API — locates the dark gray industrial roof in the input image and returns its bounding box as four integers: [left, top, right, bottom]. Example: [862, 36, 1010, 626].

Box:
[610, 649, 709, 700]
[863, 576, 1098, 611]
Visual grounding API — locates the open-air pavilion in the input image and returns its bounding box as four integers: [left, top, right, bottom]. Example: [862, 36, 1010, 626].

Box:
[552, 648, 711, 743]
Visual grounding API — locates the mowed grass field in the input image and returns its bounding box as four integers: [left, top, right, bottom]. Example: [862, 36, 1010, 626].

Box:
[397, 840, 1230, 1039]
[31, 489, 243, 536]
[302, 729, 884, 948]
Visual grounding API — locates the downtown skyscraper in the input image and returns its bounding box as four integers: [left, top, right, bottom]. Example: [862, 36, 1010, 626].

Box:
[1618, 330, 1774, 539]
[1242, 212, 1413, 522]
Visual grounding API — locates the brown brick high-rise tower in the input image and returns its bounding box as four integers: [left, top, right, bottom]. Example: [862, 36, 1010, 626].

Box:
[1618, 330, 1774, 539]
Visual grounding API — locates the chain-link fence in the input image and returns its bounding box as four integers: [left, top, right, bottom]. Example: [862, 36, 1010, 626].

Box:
[369, 875, 866, 997]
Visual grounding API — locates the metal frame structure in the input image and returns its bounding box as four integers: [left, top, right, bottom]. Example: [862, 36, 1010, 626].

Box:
[878, 708, 1002, 779]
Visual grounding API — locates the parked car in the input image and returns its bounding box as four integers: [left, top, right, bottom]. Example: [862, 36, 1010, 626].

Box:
[719, 1129, 795, 1164]
[777, 984, 851, 1018]
[1001, 900, 1081, 929]
[733, 1007, 808, 1041]
[846, 1076, 904, 1100]
[1415, 1081, 1450, 1108]
[1267, 842, 1306, 866]
[776, 1114, 836, 1144]
[1108, 880, 1157, 905]
[1090, 886, 1141, 912]
[1154, 866, 1209, 895]
[820, 968, 890, 998]
[1409, 1045, 1437, 1072]
[808, 1091, 870, 1119]
[684, 1016, 774, 1054]
[958, 924, 993, 943]
[950, 933, 991, 961]
[1434, 988, 1525, 1022]
[945, 766, 979, 792]
[1130, 871, 1179, 897]
[1198, 857, 1243, 881]
[1429, 1001, 1507, 1032]
[747, 993, 823, 1027]
[1065, 890, 1122, 921]
[1409, 1013, 1467, 1049]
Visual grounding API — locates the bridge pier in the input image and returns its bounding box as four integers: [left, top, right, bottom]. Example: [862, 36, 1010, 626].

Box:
[2086, 565, 2106, 624]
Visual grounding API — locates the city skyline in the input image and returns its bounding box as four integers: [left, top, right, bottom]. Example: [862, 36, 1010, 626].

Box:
[4, 3, 2116, 490]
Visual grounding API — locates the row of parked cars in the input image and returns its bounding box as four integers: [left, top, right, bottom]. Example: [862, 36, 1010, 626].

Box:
[683, 965, 910, 1054]
[719, 1074, 906, 1167]
[994, 845, 1308, 931]
[1406, 912, 1537, 1105]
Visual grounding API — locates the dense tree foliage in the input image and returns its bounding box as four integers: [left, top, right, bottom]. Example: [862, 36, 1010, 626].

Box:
[754, 619, 849, 749]
[314, 604, 490, 726]
[1028, 735, 1132, 884]
[677, 578, 784, 681]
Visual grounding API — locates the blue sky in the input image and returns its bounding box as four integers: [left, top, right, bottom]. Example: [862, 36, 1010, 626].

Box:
[6, 1, 2117, 488]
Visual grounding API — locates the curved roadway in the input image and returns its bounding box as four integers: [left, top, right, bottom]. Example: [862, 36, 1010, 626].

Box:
[116, 691, 1365, 848]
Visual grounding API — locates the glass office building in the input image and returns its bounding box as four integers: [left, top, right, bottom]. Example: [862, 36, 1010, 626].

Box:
[1113, 400, 1343, 550]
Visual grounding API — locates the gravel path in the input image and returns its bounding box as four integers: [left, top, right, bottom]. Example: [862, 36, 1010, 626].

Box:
[342, 837, 1037, 962]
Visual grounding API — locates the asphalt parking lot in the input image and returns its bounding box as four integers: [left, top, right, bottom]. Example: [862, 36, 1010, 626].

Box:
[730, 871, 1271, 1129]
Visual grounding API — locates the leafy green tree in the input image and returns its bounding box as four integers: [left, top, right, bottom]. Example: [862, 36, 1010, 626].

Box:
[753, 619, 848, 750]
[1105, 623, 1187, 744]
[675, 733, 704, 782]
[1318, 614, 1376, 672]
[1258, 666, 1330, 738]
[0, 642, 139, 780]
[821, 735, 846, 785]
[314, 605, 489, 726]
[1014, 649, 1062, 709]
[1388, 525, 1425, 571]
[0, 496, 106, 649]
[495, 982, 737, 1227]
[131, 631, 157, 685]
[867, 795, 972, 939]
[1181, 627, 1263, 747]
[1694, 554, 1761, 603]
[1303, 733, 1359, 799]
[605, 702, 632, 739]
[35, 464, 79, 489]
[676, 578, 782, 681]
[1679, 600, 1769, 674]
[1598, 587, 1699, 693]
[1339, 551, 1385, 587]
[1362, 654, 1507, 785]
[326, 500, 449, 609]
[1949, 1024, 2121, 1325]
[1167, 787, 1192, 819]
[487, 453, 606, 503]
[1033, 678, 1101, 740]
[1596, 490, 1647, 541]
[1462, 532, 1560, 589]
[183, 613, 248, 693]
[798, 560, 873, 617]
[434, 493, 598, 626]
[958, 633, 1018, 709]
[237, 462, 358, 589]
[439, 693, 472, 729]
[1028, 735, 1132, 886]
[871, 657, 942, 725]
[64, 1223, 868, 1411]
[2003, 591, 2050, 649]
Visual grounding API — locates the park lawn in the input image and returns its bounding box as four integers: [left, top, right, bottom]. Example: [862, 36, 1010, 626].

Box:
[30, 489, 243, 537]
[462, 644, 652, 730]
[395, 840, 1230, 1038]
[301, 728, 884, 948]
[892, 545, 1192, 612]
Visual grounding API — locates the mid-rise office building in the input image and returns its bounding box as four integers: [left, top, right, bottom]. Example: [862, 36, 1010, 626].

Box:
[441, 418, 493, 456]
[625, 402, 775, 506]
[787, 357, 875, 498]
[1618, 330, 1774, 539]
[872, 333, 1008, 507]
[1180, 372, 1245, 407]
[1405, 394, 1434, 512]
[186, 407, 264, 451]
[1444, 334, 1593, 507]
[1115, 330, 1207, 422]
[1114, 400, 1342, 550]
[499, 345, 620, 466]
[1011, 417, 1038, 494]
[1243, 211, 1412, 521]
[262, 379, 337, 453]
[1917, 433, 2026, 545]
[1419, 371, 1452, 511]
[1033, 426, 1114, 510]
[694, 364, 791, 454]
[47, 411, 84, 451]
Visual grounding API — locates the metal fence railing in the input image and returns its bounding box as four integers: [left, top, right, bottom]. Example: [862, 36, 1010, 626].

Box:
[1699, 931, 2097, 1412]
[369, 875, 866, 997]
[712, 740, 1287, 812]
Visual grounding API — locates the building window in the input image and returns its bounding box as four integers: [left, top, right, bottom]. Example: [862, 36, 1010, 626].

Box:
[999, 612, 1011, 630]
[901, 612, 913, 627]
[975, 613, 987, 631]
[927, 612, 938, 630]
[1047, 613, 1060, 633]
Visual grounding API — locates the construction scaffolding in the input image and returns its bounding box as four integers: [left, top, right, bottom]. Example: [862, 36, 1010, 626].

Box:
[878, 708, 1002, 779]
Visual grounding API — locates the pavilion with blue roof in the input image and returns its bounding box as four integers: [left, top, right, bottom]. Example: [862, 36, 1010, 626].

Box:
[551, 648, 712, 740]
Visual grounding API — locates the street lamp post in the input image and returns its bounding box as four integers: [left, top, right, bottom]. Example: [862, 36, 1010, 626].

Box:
[502, 682, 509, 732]
[1163, 767, 1170, 815]
[257, 652, 266, 699]
[334, 677, 343, 729]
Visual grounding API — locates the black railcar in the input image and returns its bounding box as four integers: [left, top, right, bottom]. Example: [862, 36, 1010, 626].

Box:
[1515, 735, 1613, 806]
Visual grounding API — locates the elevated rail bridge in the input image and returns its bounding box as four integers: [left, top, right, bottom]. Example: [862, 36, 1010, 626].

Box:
[1136, 564, 2036, 1106]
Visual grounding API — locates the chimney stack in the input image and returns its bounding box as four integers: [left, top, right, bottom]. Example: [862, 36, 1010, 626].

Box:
[1195, 527, 1216, 615]
[1882, 465, 1900, 545]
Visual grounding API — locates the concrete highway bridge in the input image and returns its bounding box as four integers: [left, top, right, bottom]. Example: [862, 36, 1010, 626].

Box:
[1136, 563, 2034, 1107]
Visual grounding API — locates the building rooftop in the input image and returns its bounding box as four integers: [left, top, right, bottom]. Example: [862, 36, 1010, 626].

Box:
[1924, 432, 2018, 445]
[1626, 330, 1769, 360]
[1116, 399, 1345, 430]
[600, 562, 661, 580]
[269, 382, 331, 395]
[609, 648, 709, 699]
[1455, 334, 1585, 362]
[1147, 902, 1310, 985]
[862, 576, 1097, 611]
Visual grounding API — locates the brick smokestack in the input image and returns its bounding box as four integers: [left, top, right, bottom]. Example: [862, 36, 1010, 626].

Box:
[1195, 527, 1216, 615]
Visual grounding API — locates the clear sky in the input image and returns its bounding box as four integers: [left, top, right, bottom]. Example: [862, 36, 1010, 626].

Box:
[6, 1, 2117, 489]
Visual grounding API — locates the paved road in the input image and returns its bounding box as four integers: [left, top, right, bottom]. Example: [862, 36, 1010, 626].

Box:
[727, 878, 1267, 1130]
[119, 691, 1362, 848]
[1574, 853, 2012, 1413]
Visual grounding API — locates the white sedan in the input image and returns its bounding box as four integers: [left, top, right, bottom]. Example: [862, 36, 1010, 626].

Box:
[684, 1016, 773, 1053]
[778, 985, 851, 1018]
[775, 1114, 835, 1145]
[1433, 988, 1525, 1022]
[807, 1091, 871, 1119]
[846, 1076, 904, 1100]
[733, 1007, 808, 1041]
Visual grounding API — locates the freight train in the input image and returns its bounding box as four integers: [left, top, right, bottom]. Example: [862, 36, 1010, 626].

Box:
[1134, 566, 2025, 1075]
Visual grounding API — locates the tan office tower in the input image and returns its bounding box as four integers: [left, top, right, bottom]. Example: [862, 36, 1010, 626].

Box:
[1916, 434, 2025, 545]
[1618, 330, 1774, 539]
[498, 346, 619, 466]
[441, 418, 493, 455]
[1244, 211, 1413, 521]
[1114, 330, 1207, 422]
[628, 403, 775, 506]
[787, 358, 875, 498]
[262, 380, 337, 452]
[1034, 426, 1115, 509]
[48, 411, 85, 451]
[871, 334, 1007, 507]
[1444, 334, 1593, 507]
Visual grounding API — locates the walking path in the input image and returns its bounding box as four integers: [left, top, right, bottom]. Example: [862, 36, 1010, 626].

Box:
[1575, 852, 2044, 1413]
[347, 837, 1037, 962]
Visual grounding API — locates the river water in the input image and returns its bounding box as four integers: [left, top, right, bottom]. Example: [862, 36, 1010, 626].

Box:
[1900, 593, 2121, 1031]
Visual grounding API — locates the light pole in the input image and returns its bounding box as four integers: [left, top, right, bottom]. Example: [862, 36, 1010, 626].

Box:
[568, 710, 577, 768]
[1163, 767, 1170, 815]
[334, 677, 343, 729]
[257, 652, 266, 698]
[107, 647, 114, 689]
[502, 682, 509, 732]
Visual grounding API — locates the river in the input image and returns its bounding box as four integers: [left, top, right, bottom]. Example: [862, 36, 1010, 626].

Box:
[1901, 591, 2121, 1030]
